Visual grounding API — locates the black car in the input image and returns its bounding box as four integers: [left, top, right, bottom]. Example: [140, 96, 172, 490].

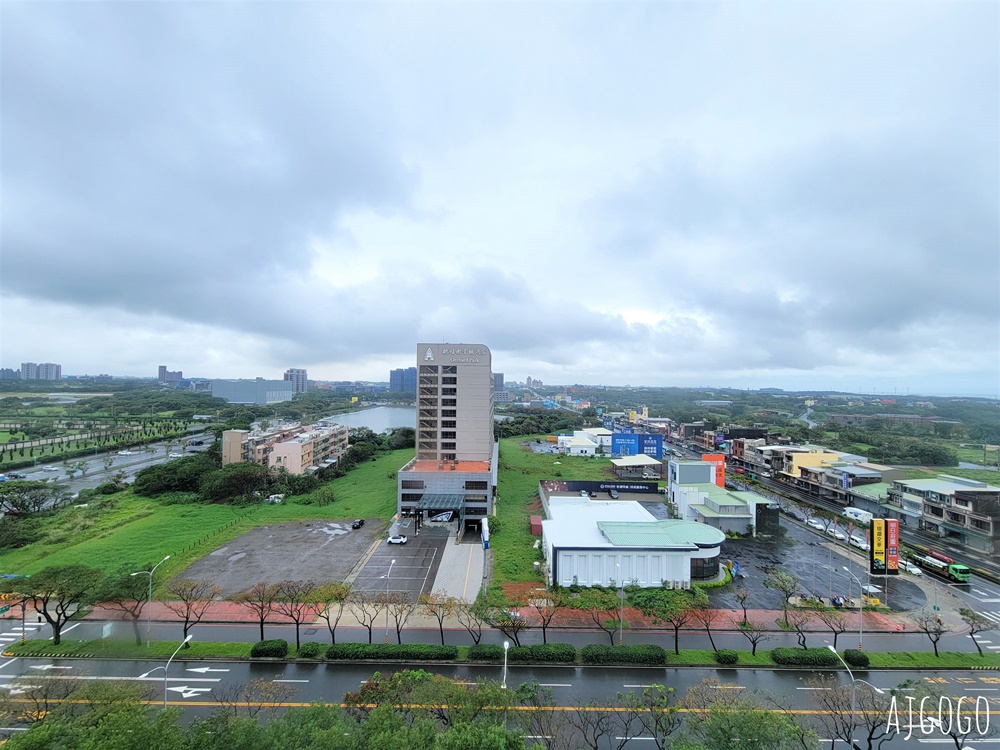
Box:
[351, 519, 364, 529]
[5, 473, 25, 480]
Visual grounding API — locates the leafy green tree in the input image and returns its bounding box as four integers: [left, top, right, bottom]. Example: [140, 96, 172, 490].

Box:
[20, 565, 103, 644]
[0, 480, 66, 516]
[763, 569, 798, 625]
[93, 567, 150, 646]
[200, 462, 272, 504]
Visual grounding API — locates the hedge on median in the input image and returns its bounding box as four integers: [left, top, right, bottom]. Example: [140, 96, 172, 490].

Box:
[714, 649, 739, 665]
[325, 643, 458, 661]
[508, 643, 576, 664]
[295, 642, 325, 659]
[468, 644, 504, 661]
[250, 639, 289, 658]
[579, 644, 667, 666]
[770, 647, 839, 667]
[843, 649, 870, 668]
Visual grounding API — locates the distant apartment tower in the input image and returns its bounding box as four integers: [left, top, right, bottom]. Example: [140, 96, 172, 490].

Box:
[389, 367, 417, 394]
[211, 378, 294, 405]
[397, 343, 498, 524]
[0, 368, 19, 380]
[21, 363, 61, 380]
[493, 372, 504, 392]
[284, 368, 308, 393]
[158, 365, 183, 384]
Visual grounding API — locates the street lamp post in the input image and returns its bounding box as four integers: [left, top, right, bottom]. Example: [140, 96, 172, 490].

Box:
[146, 635, 193, 709]
[131, 555, 170, 648]
[827, 645, 884, 748]
[842, 566, 863, 651]
[615, 563, 624, 647]
[502, 640, 510, 689]
[384, 559, 395, 645]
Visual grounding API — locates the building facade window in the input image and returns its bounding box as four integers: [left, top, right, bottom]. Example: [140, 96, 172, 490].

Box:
[401, 481, 425, 490]
[690, 556, 720, 580]
[465, 481, 488, 490]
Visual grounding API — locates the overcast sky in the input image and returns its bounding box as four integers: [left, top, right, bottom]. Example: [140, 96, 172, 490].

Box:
[2, 2, 997, 395]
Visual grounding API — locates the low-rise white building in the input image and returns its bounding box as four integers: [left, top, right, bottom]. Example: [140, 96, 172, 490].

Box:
[541, 495, 725, 588]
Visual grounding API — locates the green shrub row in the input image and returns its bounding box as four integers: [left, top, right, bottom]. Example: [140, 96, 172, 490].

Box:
[843, 649, 870, 668]
[771, 647, 839, 667]
[508, 643, 576, 664]
[325, 643, 458, 661]
[250, 639, 289, 658]
[579, 644, 667, 665]
[296, 642, 325, 659]
[468, 644, 505, 661]
[714, 649, 739, 665]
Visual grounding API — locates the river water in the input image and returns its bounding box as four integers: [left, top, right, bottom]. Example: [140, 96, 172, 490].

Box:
[332, 406, 415, 432]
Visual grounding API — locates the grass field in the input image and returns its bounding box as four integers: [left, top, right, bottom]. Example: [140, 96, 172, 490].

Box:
[492, 438, 622, 583]
[0, 448, 413, 588]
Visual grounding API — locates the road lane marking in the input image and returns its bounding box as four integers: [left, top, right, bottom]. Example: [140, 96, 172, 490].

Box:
[797, 687, 831, 691]
[623, 684, 653, 688]
[48, 623, 81, 640]
[273, 679, 309, 683]
[539, 683, 572, 687]
[709, 685, 745, 689]
[0, 659, 17, 671]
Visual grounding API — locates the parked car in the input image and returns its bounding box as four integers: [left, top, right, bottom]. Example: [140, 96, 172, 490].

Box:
[807, 519, 825, 530]
[608, 490, 620, 499]
[351, 519, 364, 529]
[849, 536, 869, 551]
[387, 535, 408, 545]
[788, 509, 807, 522]
[826, 527, 848, 541]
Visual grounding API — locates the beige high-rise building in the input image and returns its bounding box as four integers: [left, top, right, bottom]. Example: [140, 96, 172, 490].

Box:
[397, 343, 497, 524]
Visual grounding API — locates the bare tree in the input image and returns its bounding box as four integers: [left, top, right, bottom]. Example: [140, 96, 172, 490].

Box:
[960, 607, 994, 657]
[786, 609, 811, 649]
[913, 610, 950, 657]
[532, 590, 568, 645]
[230, 581, 277, 642]
[734, 586, 753, 625]
[733, 617, 772, 655]
[387, 592, 419, 644]
[815, 608, 848, 650]
[620, 684, 681, 750]
[419, 591, 458, 645]
[690, 605, 719, 652]
[163, 579, 220, 647]
[513, 682, 574, 750]
[807, 673, 896, 750]
[566, 700, 618, 750]
[212, 677, 298, 719]
[477, 595, 531, 647]
[311, 581, 352, 644]
[272, 580, 316, 650]
[455, 599, 484, 644]
[349, 590, 381, 644]
[0, 677, 80, 725]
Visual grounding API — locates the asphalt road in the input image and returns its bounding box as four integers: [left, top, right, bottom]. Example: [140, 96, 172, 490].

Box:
[0, 654, 994, 748]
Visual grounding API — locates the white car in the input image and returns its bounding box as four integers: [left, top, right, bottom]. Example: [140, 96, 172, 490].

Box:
[117, 450, 134, 456]
[827, 527, 848, 541]
[807, 519, 825, 530]
[904, 561, 924, 576]
[42, 466, 61, 472]
[168, 453, 183, 458]
[387, 535, 408, 545]
[849, 536, 869, 551]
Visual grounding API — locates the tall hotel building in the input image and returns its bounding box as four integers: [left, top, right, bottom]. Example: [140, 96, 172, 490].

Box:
[396, 343, 498, 526]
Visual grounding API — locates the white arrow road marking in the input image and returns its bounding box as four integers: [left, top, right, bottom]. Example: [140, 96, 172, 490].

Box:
[28, 665, 72, 670]
[166, 686, 213, 699]
[186, 667, 229, 673]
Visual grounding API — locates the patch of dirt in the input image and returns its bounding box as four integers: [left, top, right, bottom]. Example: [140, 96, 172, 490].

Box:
[179, 519, 385, 595]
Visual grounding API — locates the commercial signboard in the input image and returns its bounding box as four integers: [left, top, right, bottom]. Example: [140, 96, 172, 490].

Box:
[702, 453, 726, 488]
[886, 518, 899, 574]
[869, 519, 900, 576]
[612, 433, 663, 459]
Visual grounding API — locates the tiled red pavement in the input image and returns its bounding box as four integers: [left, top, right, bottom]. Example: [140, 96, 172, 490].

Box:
[86, 602, 322, 624]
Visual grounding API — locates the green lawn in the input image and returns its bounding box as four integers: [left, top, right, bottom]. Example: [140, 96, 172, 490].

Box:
[492, 438, 625, 583]
[0, 448, 413, 586]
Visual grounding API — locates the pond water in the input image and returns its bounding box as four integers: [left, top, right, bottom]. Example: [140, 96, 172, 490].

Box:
[333, 406, 415, 432]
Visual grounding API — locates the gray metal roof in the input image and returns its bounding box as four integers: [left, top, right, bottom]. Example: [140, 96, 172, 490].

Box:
[415, 494, 465, 510]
